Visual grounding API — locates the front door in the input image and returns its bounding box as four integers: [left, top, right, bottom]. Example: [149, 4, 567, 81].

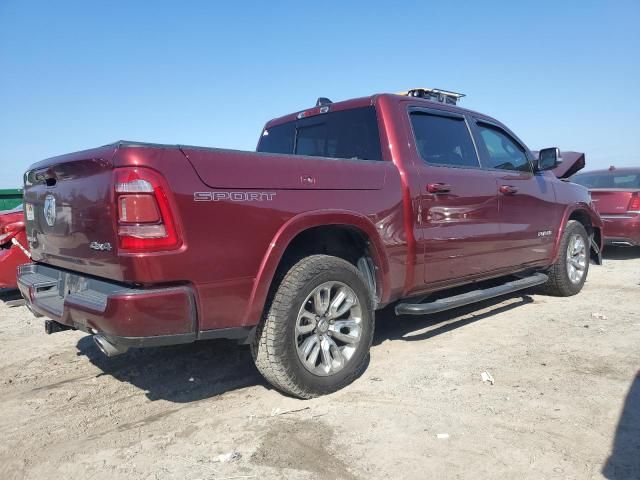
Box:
[470, 119, 560, 265]
[407, 107, 504, 286]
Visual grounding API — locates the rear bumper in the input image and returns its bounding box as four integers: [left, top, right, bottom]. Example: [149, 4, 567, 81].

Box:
[18, 263, 198, 346]
[18, 263, 253, 349]
[601, 214, 640, 246]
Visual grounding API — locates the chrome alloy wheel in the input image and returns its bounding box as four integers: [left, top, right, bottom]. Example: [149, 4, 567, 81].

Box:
[295, 281, 363, 376]
[566, 233, 587, 284]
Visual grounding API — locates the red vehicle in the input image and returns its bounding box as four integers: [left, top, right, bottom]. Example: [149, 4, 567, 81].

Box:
[571, 167, 640, 246]
[18, 89, 602, 397]
[0, 205, 29, 289]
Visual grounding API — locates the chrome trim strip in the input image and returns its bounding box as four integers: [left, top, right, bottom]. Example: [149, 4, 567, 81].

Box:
[600, 215, 637, 219]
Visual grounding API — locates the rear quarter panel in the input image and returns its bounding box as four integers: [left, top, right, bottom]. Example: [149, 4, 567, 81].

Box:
[114, 146, 405, 331]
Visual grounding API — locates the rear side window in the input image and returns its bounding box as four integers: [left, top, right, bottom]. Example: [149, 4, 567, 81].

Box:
[258, 122, 295, 155]
[572, 172, 640, 188]
[476, 124, 531, 172]
[409, 112, 480, 168]
[257, 106, 382, 161]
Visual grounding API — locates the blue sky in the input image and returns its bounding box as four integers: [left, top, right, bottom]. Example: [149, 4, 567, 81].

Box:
[1, 0, 639, 188]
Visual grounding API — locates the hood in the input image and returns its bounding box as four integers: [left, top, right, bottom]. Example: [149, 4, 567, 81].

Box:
[532, 150, 586, 179]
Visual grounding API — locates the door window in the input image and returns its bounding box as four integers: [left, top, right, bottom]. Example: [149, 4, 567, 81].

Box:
[476, 124, 531, 172]
[410, 112, 480, 168]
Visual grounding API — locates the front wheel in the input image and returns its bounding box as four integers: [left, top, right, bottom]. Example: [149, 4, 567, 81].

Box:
[541, 220, 590, 296]
[251, 255, 374, 399]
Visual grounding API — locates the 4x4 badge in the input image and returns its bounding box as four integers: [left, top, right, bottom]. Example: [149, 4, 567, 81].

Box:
[43, 194, 56, 227]
[90, 242, 113, 251]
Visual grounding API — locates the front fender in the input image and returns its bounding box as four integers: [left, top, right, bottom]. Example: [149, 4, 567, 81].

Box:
[241, 210, 390, 327]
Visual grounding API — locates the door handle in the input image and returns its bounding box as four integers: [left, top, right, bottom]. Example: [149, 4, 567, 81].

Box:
[427, 183, 452, 193]
[499, 185, 518, 195]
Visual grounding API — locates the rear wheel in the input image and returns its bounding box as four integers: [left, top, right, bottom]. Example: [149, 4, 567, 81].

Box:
[541, 220, 590, 296]
[251, 255, 374, 399]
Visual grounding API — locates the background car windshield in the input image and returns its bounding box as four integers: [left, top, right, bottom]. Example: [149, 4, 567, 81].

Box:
[572, 172, 640, 188]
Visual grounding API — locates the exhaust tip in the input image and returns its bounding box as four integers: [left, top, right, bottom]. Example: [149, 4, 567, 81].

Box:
[93, 334, 129, 357]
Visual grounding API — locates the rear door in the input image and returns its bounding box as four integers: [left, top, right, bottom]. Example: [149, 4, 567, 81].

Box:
[407, 107, 504, 285]
[470, 118, 560, 264]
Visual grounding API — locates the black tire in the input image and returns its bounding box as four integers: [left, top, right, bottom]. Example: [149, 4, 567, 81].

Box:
[541, 220, 590, 296]
[251, 255, 374, 399]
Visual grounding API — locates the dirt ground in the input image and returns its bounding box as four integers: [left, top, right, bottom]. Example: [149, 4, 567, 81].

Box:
[1, 248, 639, 480]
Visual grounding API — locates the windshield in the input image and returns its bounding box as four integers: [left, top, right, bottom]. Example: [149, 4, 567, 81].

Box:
[572, 171, 640, 189]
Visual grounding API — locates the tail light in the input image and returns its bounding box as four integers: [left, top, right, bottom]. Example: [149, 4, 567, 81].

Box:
[0, 221, 25, 246]
[628, 194, 640, 213]
[114, 167, 182, 252]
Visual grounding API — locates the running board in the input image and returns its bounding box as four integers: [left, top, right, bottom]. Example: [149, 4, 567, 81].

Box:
[395, 273, 548, 316]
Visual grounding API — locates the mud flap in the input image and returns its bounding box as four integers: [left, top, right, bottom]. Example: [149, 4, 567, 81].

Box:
[590, 235, 602, 265]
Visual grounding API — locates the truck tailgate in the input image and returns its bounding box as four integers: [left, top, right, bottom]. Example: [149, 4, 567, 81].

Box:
[24, 145, 121, 278]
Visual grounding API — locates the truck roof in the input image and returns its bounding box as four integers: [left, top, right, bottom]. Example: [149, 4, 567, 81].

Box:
[264, 93, 500, 129]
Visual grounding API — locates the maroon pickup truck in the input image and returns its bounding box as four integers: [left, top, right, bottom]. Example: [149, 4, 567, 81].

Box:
[18, 89, 603, 398]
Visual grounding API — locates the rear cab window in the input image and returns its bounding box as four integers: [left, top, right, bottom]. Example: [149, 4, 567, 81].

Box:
[257, 106, 382, 161]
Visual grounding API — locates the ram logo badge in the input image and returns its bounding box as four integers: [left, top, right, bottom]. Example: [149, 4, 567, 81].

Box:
[43, 195, 56, 227]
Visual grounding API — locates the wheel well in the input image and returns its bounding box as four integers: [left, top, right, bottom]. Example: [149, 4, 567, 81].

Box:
[569, 209, 597, 239]
[281, 225, 371, 269]
[275, 225, 379, 300]
[569, 210, 592, 230]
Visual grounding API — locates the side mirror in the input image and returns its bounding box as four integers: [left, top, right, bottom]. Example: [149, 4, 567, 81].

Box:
[537, 147, 562, 172]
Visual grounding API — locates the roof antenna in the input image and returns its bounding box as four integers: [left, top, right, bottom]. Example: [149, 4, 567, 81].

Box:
[316, 97, 333, 107]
